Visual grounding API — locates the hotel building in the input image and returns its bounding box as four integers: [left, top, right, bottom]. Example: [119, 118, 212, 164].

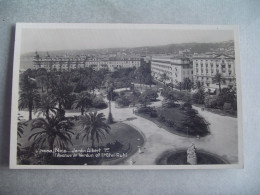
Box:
[151, 56, 193, 85]
[192, 54, 236, 89]
[32, 52, 141, 72]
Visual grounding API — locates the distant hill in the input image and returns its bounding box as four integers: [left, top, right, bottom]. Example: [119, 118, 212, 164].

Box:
[20, 40, 234, 70]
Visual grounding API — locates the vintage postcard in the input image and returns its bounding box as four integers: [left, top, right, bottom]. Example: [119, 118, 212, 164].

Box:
[10, 23, 243, 169]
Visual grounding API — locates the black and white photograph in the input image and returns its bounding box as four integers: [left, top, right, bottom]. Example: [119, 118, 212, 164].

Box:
[10, 23, 243, 169]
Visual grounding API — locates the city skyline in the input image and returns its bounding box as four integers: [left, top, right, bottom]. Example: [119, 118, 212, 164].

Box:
[21, 28, 234, 54]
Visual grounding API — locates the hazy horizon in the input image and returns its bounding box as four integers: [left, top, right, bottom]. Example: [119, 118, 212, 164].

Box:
[21, 28, 234, 54]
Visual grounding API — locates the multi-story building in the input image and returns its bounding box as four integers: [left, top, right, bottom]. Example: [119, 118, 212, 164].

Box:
[151, 56, 193, 85]
[32, 52, 140, 72]
[85, 57, 140, 71]
[192, 53, 236, 89]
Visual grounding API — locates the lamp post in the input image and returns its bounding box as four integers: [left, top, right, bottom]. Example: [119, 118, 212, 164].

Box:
[137, 138, 142, 154]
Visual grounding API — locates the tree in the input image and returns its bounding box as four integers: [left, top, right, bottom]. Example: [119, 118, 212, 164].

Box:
[107, 85, 115, 124]
[35, 94, 58, 119]
[19, 73, 40, 120]
[29, 116, 74, 151]
[160, 73, 169, 87]
[138, 90, 158, 107]
[72, 91, 92, 115]
[177, 81, 182, 91]
[213, 73, 224, 92]
[192, 87, 205, 104]
[51, 76, 73, 115]
[77, 112, 110, 147]
[142, 90, 158, 101]
[216, 87, 237, 110]
[17, 115, 27, 138]
[36, 75, 47, 92]
[195, 80, 202, 89]
[183, 78, 192, 91]
[130, 90, 141, 107]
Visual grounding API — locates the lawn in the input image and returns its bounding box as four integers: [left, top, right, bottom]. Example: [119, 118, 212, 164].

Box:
[136, 106, 209, 137]
[135, 107, 189, 137]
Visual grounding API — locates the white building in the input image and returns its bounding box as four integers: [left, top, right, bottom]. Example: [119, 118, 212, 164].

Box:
[151, 56, 193, 85]
[192, 53, 236, 89]
[33, 52, 140, 72]
[85, 58, 140, 71]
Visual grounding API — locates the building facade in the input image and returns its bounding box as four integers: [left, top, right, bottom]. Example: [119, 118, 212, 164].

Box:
[192, 54, 236, 89]
[151, 56, 193, 85]
[32, 52, 141, 72]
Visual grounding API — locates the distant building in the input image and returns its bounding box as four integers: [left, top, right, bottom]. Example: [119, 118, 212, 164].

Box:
[85, 57, 140, 71]
[192, 53, 236, 89]
[151, 56, 193, 85]
[32, 52, 140, 72]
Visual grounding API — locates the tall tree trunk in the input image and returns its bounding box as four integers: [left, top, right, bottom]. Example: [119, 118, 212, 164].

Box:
[219, 81, 221, 92]
[29, 108, 32, 120]
[91, 139, 95, 148]
[81, 107, 84, 115]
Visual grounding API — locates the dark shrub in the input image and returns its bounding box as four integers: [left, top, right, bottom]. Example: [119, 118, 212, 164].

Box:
[158, 114, 166, 122]
[116, 96, 130, 107]
[204, 95, 218, 108]
[182, 102, 192, 110]
[107, 91, 119, 101]
[223, 102, 232, 111]
[150, 111, 158, 118]
[166, 119, 175, 127]
[162, 99, 178, 108]
[180, 110, 209, 136]
[192, 88, 205, 104]
[92, 98, 108, 109]
[137, 106, 155, 114]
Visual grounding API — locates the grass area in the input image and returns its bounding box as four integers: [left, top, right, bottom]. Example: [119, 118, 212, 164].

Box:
[156, 150, 228, 165]
[157, 107, 185, 127]
[17, 118, 144, 165]
[136, 106, 209, 137]
[136, 108, 190, 138]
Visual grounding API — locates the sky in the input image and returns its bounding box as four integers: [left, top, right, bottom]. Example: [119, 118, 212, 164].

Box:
[20, 28, 234, 54]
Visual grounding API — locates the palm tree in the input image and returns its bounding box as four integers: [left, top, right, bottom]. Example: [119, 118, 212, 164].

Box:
[29, 116, 74, 151]
[51, 78, 73, 114]
[19, 88, 40, 120]
[35, 94, 58, 119]
[72, 92, 92, 115]
[17, 115, 27, 138]
[36, 75, 47, 92]
[213, 73, 223, 92]
[77, 112, 110, 147]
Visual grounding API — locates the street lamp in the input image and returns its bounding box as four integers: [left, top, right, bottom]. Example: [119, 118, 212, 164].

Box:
[137, 138, 142, 154]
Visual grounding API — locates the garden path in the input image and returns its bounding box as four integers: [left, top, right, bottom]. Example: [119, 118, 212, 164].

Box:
[99, 101, 239, 165]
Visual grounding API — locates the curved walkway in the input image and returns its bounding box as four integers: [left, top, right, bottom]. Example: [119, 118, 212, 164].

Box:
[97, 101, 238, 165]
